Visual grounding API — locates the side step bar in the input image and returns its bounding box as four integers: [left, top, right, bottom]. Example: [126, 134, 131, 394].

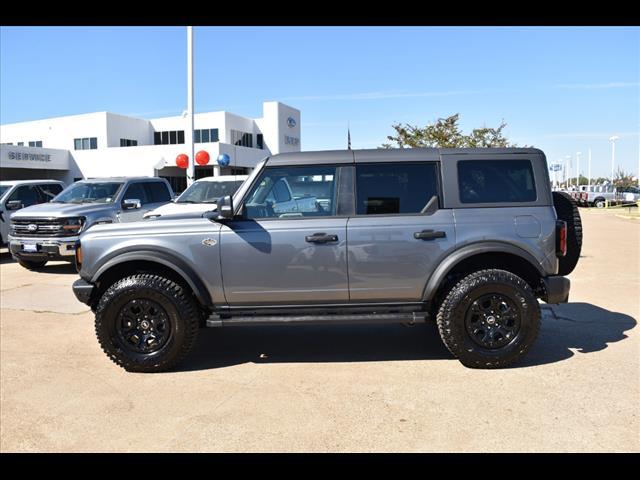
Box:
[206, 312, 428, 327]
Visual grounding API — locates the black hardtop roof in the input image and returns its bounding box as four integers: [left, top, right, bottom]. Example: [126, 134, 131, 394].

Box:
[266, 147, 544, 166]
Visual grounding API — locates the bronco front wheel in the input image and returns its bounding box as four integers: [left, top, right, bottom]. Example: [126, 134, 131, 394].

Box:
[94, 274, 200, 373]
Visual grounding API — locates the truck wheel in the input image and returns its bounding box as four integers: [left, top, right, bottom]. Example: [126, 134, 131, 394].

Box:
[594, 197, 606, 209]
[94, 274, 200, 373]
[552, 191, 582, 275]
[436, 269, 540, 369]
[18, 259, 48, 270]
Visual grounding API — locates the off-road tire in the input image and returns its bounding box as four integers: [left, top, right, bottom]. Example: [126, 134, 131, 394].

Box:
[436, 269, 541, 369]
[552, 191, 582, 275]
[95, 274, 200, 373]
[18, 259, 48, 270]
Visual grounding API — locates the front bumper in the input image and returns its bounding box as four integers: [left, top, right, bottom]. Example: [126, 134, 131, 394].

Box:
[542, 276, 570, 304]
[72, 278, 95, 306]
[8, 235, 79, 261]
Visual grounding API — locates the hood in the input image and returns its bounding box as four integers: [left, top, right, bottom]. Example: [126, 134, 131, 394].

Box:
[80, 215, 216, 240]
[143, 202, 217, 218]
[9, 202, 114, 219]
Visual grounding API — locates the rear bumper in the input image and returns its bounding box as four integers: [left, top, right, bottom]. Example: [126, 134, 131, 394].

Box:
[72, 278, 95, 306]
[542, 276, 570, 304]
[8, 235, 78, 262]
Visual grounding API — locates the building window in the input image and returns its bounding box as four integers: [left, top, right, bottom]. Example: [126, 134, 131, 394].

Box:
[120, 139, 138, 147]
[1, 142, 13, 145]
[17, 142, 24, 146]
[231, 130, 253, 148]
[74, 137, 98, 150]
[154, 130, 185, 145]
[194, 128, 219, 143]
[28, 141, 43, 147]
[256, 134, 264, 149]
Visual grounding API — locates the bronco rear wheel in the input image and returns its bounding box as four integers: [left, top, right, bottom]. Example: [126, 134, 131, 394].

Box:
[436, 269, 541, 369]
[94, 274, 200, 373]
[552, 191, 582, 275]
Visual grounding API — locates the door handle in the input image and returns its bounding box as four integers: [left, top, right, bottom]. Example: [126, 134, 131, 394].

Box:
[414, 230, 446, 240]
[305, 232, 338, 243]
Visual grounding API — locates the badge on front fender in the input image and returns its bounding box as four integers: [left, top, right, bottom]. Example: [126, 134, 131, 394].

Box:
[202, 238, 217, 247]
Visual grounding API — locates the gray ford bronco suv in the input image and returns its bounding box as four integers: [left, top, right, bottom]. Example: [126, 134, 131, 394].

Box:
[72, 148, 582, 372]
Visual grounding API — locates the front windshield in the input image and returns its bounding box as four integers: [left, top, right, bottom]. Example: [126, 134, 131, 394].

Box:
[177, 180, 244, 203]
[0, 186, 10, 198]
[53, 182, 123, 204]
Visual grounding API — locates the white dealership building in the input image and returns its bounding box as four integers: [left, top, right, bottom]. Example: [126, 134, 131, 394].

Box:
[0, 101, 301, 192]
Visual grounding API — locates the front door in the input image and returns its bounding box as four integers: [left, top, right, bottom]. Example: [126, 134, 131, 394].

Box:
[119, 181, 172, 222]
[220, 164, 349, 305]
[347, 160, 456, 302]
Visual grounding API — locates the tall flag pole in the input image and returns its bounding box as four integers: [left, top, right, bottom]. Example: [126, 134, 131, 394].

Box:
[347, 122, 351, 150]
[186, 26, 195, 187]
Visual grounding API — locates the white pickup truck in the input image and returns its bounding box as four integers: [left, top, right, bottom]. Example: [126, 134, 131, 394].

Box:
[573, 185, 640, 208]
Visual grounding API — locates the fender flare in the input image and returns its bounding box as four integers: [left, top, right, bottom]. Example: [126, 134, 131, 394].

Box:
[422, 242, 545, 301]
[89, 248, 213, 306]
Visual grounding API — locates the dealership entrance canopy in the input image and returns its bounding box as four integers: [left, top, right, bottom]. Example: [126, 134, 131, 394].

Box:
[0, 101, 301, 192]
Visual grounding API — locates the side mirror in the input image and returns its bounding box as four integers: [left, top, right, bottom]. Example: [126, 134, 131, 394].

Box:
[5, 200, 23, 211]
[217, 195, 234, 219]
[122, 198, 141, 210]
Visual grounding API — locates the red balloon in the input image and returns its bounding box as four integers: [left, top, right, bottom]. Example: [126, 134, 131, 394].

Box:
[195, 150, 210, 166]
[176, 154, 188, 169]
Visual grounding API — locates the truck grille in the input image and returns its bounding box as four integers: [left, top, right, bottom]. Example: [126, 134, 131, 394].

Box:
[10, 218, 74, 237]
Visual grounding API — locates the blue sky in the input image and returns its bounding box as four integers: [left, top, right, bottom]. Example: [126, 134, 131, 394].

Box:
[1, 26, 638, 178]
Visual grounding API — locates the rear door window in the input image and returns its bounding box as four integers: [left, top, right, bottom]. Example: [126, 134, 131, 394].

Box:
[458, 159, 536, 203]
[38, 183, 63, 202]
[355, 163, 439, 215]
[144, 182, 172, 203]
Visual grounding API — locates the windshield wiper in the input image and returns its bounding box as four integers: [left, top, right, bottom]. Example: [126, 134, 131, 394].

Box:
[176, 200, 198, 203]
[200, 201, 219, 204]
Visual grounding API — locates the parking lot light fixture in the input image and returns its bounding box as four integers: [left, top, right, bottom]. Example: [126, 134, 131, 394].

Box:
[609, 136, 619, 183]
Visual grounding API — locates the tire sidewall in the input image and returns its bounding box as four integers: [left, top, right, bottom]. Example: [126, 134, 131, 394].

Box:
[439, 271, 541, 368]
[96, 279, 188, 370]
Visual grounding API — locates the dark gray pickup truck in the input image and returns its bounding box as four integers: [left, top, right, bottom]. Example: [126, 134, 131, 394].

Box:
[72, 148, 582, 372]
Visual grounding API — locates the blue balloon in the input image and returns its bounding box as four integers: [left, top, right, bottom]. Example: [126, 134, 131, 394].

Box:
[217, 154, 231, 166]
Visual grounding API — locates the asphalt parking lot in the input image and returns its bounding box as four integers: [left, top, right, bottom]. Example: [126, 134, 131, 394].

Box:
[1, 209, 638, 452]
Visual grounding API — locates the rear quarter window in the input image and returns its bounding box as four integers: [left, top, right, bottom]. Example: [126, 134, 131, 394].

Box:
[458, 159, 536, 204]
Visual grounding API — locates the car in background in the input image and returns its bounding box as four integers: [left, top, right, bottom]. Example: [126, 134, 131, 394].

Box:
[143, 175, 247, 219]
[0, 180, 65, 246]
[7, 177, 173, 269]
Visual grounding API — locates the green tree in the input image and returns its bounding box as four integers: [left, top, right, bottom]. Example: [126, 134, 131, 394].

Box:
[381, 113, 520, 149]
[613, 167, 636, 190]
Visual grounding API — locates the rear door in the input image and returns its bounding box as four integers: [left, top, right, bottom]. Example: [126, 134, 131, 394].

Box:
[346, 151, 456, 302]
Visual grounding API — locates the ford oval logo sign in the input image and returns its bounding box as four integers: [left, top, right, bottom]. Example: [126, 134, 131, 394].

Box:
[27, 224, 38, 232]
[287, 116, 296, 128]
